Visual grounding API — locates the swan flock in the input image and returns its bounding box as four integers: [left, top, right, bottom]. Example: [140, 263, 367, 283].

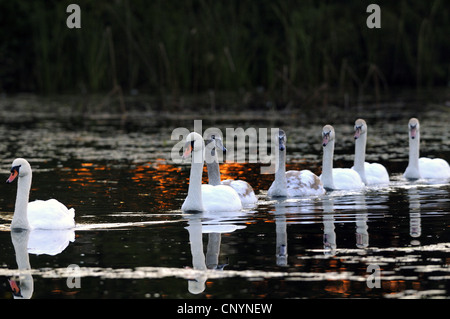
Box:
[5, 118, 450, 224]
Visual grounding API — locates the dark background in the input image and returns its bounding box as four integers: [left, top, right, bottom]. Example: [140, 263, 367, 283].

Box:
[1, 0, 449, 109]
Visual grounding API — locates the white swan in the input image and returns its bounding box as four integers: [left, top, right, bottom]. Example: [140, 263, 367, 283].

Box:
[320, 125, 364, 191]
[181, 132, 242, 212]
[404, 118, 450, 180]
[268, 129, 325, 197]
[205, 134, 258, 205]
[6, 158, 75, 230]
[352, 119, 390, 185]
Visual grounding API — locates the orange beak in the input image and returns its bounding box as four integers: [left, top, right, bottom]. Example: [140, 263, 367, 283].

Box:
[6, 170, 18, 184]
[410, 126, 417, 139]
[354, 127, 361, 139]
[8, 279, 22, 297]
[182, 143, 193, 159]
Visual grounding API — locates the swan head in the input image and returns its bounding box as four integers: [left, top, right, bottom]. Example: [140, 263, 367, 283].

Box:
[354, 119, 367, 139]
[205, 133, 226, 156]
[183, 132, 205, 162]
[322, 125, 335, 147]
[408, 118, 420, 140]
[6, 158, 31, 184]
[277, 129, 286, 151]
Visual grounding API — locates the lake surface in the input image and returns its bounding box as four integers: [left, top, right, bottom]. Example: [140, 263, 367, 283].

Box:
[0, 96, 449, 299]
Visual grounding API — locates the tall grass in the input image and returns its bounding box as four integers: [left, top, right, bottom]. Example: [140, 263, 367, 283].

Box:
[0, 0, 448, 108]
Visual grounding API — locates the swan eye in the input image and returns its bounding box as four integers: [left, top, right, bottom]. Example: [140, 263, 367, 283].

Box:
[10, 165, 21, 173]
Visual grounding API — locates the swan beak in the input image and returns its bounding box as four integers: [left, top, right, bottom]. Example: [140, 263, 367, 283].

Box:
[8, 279, 22, 297]
[182, 144, 193, 159]
[410, 126, 417, 139]
[354, 127, 361, 139]
[6, 170, 18, 184]
[322, 136, 329, 147]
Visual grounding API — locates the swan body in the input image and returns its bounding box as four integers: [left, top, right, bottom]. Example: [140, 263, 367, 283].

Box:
[6, 158, 75, 230]
[352, 119, 390, 185]
[27, 200, 75, 230]
[181, 132, 243, 212]
[404, 118, 450, 180]
[205, 135, 258, 205]
[320, 125, 364, 191]
[268, 129, 325, 197]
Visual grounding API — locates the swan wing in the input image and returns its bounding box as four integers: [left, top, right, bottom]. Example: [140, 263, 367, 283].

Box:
[332, 168, 364, 190]
[222, 179, 258, 205]
[419, 157, 450, 179]
[286, 170, 325, 196]
[27, 199, 75, 229]
[364, 162, 390, 185]
[201, 184, 243, 212]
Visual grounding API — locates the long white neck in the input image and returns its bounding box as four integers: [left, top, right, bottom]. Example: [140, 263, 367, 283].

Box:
[409, 132, 420, 169]
[321, 140, 335, 190]
[182, 155, 205, 212]
[270, 149, 288, 196]
[11, 174, 32, 230]
[404, 132, 421, 179]
[206, 151, 221, 186]
[354, 133, 367, 184]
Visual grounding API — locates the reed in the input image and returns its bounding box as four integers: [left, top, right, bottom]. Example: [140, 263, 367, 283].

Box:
[1, 0, 448, 109]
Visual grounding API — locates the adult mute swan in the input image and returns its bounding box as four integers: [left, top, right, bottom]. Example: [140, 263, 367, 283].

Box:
[268, 129, 325, 197]
[205, 134, 258, 205]
[352, 119, 390, 185]
[6, 158, 75, 230]
[181, 132, 242, 212]
[320, 125, 364, 191]
[404, 118, 450, 180]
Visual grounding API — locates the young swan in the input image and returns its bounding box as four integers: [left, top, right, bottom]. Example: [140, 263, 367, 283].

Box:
[352, 119, 390, 185]
[404, 118, 450, 180]
[320, 125, 364, 191]
[181, 132, 242, 212]
[205, 134, 258, 206]
[6, 158, 75, 230]
[268, 129, 325, 197]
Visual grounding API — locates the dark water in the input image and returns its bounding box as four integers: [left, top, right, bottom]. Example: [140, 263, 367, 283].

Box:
[0, 97, 449, 299]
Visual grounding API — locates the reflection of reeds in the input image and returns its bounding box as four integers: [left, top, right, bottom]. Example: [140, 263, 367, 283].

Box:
[2, 1, 449, 108]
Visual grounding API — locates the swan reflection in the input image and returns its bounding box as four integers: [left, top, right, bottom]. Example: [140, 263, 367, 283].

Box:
[407, 187, 421, 244]
[321, 193, 369, 256]
[184, 211, 247, 294]
[8, 229, 75, 299]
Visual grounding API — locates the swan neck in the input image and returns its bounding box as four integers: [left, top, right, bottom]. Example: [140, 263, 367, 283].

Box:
[321, 140, 335, 189]
[271, 149, 287, 195]
[206, 160, 221, 186]
[188, 161, 203, 198]
[275, 149, 286, 182]
[354, 134, 367, 183]
[409, 133, 420, 168]
[11, 174, 32, 230]
[183, 156, 205, 212]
